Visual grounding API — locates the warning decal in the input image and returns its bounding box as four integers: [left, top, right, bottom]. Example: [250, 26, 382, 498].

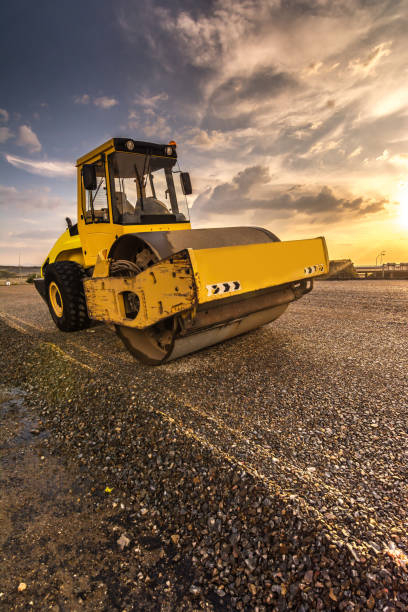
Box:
[206, 280, 241, 297]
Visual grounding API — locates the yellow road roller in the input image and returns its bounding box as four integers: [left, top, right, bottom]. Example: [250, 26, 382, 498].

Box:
[35, 138, 329, 364]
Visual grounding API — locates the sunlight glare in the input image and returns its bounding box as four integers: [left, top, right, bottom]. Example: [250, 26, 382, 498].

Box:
[397, 183, 408, 229]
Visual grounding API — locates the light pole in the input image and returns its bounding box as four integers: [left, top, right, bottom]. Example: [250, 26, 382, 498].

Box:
[376, 251, 386, 267]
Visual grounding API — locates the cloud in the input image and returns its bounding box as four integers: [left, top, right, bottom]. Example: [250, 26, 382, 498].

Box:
[377, 150, 390, 161]
[0, 184, 72, 210]
[198, 66, 298, 133]
[208, 67, 297, 116]
[16, 125, 41, 153]
[185, 128, 226, 150]
[128, 0, 407, 178]
[0, 108, 9, 122]
[348, 42, 392, 77]
[142, 115, 171, 139]
[126, 92, 172, 137]
[134, 92, 168, 109]
[375, 149, 408, 169]
[348, 146, 362, 159]
[126, 108, 172, 139]
[74, 94, 90, 104]
[192, 165, 388, 223]
[8, 229, 61, 240]
[74, 94, 118, 109]
[93, 96, 119, 109]
[5, 154, 75, 177]
[155, 0, 378, 82]
[0, 127, 13, 144]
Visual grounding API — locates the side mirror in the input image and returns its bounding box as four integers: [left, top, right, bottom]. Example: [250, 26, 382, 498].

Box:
[82, 164, 97, 191]
[180, 172, 192, 195]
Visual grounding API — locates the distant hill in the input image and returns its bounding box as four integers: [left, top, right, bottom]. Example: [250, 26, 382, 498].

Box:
[0, 265, 41, 279]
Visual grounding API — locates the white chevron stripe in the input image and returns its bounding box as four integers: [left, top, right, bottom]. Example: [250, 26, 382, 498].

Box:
[304, 264, 325, 275]
[206, 280, 241, 297]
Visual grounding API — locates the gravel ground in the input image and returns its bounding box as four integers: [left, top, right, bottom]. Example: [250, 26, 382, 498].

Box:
[0, 281, 407, 611]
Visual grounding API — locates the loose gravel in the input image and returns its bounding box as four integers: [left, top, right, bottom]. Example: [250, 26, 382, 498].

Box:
[0, 281, 407, 610]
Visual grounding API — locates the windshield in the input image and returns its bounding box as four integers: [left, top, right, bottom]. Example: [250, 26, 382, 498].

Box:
[108, 151, 190, 225]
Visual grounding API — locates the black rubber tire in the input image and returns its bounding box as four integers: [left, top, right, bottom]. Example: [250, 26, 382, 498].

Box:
[44, 261, 91, 332]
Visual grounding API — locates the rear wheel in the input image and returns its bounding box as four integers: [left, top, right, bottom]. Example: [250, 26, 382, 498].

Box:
[44, 261, 90, 331]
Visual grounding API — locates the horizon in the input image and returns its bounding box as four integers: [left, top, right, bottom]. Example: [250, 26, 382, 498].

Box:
[1, 0, 407, 266]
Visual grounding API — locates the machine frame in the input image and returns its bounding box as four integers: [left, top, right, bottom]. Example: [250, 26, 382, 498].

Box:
[34, 137, 329, 364]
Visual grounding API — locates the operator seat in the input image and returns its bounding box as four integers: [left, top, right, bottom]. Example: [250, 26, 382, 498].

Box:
[140, 197, 171, 214]
[115, 192, 135, 215]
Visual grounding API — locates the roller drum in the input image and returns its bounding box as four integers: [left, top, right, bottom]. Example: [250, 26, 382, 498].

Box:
[111, 226, 303, 364]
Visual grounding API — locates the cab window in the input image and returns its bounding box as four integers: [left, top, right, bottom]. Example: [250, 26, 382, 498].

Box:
[84, 163, 109, 224]
[108, 151, 190, 225]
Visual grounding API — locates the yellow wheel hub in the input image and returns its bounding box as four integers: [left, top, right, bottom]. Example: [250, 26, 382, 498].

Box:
[49, 281, 63, 317]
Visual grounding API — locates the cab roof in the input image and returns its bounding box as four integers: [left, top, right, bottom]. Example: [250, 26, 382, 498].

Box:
[76, 138, 177, 166]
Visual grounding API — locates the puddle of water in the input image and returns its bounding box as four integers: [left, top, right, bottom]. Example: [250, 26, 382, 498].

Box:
[0, 386, 48, 452]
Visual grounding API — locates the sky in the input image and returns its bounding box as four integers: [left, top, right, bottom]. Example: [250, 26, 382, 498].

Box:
[1, 0, 408, 266]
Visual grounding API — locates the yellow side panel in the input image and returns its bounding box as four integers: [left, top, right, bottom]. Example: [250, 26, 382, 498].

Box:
[189, 237, 329, 304]
[83, 253, 195, 328]
[79, 223, 191, 267]
[82, 237, 328, 329]
[55, 249, 84, 265]
[42, 230, 84, 275]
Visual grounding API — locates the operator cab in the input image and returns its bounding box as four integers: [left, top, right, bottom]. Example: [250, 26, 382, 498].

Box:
[80, 138, 192, 227]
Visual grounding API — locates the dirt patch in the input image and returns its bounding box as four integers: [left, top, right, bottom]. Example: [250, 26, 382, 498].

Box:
[0, 386, 200, 611]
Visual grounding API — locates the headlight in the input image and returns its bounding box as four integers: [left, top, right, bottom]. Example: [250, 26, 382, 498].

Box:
[165, 146, 173, 155]
[126, 140, 135, 151]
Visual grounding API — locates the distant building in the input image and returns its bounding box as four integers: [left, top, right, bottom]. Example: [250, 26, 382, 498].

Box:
[383, 262, 408, 271]
[354, 262, 408, 279]
[319, 259, 357, 280]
